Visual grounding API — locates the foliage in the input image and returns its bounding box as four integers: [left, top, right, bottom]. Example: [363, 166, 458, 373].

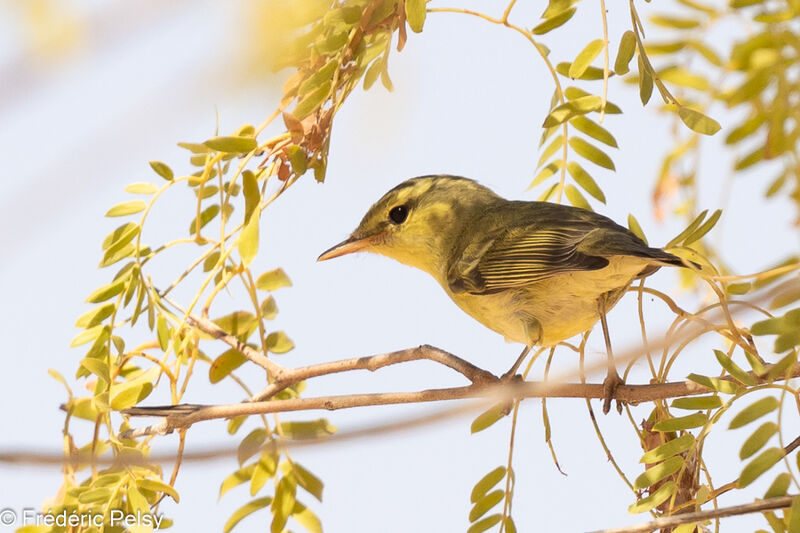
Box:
[37, 0, 800, 531]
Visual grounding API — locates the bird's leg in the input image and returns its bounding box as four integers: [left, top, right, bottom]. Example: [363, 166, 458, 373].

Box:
[497, 345, 532, 416]
[599, 298, 623, 415]
[502, 344, 533, 381]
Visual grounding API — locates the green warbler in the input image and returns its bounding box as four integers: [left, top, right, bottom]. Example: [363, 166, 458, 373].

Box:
[318, 175, 688, 413]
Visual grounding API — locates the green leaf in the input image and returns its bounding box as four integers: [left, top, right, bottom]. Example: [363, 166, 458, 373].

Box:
[678, 106, 721, 135]
[627, 214, 648, 244]
[564, 184, 592, 210]
[292, 501, 323, 533]
[78, 487, 112, 504]
[471, 466, 506, 503]
[569, 115, 618, 147]
[125, 182, 159, 195]
[557, 62, 607, 80]
[504, 516, 518, 533]
[204, 250, 221, 272]
[530, 161, 562, 189]
[294, 81, 331, 120]
[713, 349, 756, 386]
[238, 428, 267, 465]
[156, 314, 170, 351]
[287, 462, 324, 502]
[567, 161, 606, 203]
[127, 481, 150, 513]
[727, 282, 752, 295]
[238, 206, 261, 266]
[532, 7, 576, 34]
[177, 142, 210, 154]
[261, 295, 278, 319]
[638, 56, 653, 105]
[105, 200, 146, 217]
[266, 331, 294, 354]
[204, 136, 258, 154]
[640, 433, 695, 464]
[75, 302, 116, 328]
[250, 452, 277, 496]
[242, 170, 260, 222]
[220, 464, 257, 499]
[569, 39, 604, 78]
[471, 403, 506, 433]
[767, 352, 796, 381]
[726, 114, 765, 145]
[634, 456, 684, 490]
[102, 222, 140, 252]
[650, 15, 701, 29]
[729, 396, 779, 429]
[628, 481, 676, 514]
[287, 145, 308, 175]
[405, 0, 426, 32]
[538, 135, 564, 164]
[209, 349, 248, 384]
[765, 473, 792, 498]
[614, 31, 636, 75]
[224, 497, 271, 533]
[271, 476, 297, 533]
[467, 514, 503, 533]
[189, 204, 221, 235]
[740, 422, 778, 459]
[789, 496, 800, 533]
[298, 59, 338, 96]
[666, 210, 709, 248]
[70, 324, 107, 348]
[256, 268, 292, 291]
[652, 412, 708, 432]
[213, 311, 258, 340]
[279, 419, 336, 439]
[469, 489, 504, 522]
[86, 278, 127, 304]
[149, 160, 174, 181]
[110, 380, 153, 411]
[659, 66, 710, 91]
[687, 373, 741, 395]
[138, 478, 180, 502]
[569, 137, 615, 170]
[739, 447, 784, 488]
[671, 395, 722, 410]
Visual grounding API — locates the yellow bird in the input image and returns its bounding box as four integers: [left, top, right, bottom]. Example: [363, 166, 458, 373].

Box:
[318, 175, 689, 413]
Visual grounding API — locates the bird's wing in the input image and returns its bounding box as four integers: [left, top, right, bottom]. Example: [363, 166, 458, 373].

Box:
[447, 222, 610, 294]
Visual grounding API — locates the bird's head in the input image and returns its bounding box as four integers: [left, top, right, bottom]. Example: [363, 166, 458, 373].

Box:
[318, 175, 501, 278]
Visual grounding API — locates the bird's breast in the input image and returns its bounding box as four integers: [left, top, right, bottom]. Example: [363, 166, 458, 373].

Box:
[442, 256, 652, 346]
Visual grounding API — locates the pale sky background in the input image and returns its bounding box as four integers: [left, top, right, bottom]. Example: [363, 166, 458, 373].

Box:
[1, 1, 799, 532]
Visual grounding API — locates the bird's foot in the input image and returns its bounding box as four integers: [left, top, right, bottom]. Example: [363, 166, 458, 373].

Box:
[602, 371, 624, 415]
[499, 373, 523, 415]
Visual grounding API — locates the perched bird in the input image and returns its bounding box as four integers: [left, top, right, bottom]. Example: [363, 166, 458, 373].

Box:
[318, 175, 689, 413]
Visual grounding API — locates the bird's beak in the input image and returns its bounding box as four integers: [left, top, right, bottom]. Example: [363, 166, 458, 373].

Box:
[317, 235, 376, 261]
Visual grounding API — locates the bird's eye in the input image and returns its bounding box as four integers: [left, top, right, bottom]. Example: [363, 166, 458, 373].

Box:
[388, 205, 409, 224]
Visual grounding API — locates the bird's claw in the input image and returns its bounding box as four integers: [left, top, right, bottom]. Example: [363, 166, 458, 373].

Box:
[602, 371, 624, 415]
[499, 373, 523, 415]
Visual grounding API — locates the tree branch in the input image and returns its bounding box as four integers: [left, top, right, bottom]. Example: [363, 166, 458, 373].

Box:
[591, 494, 798, 533]
[162, 295, 284, 376]
[249, 344, 498, 402]
[121, 361, 800, 438]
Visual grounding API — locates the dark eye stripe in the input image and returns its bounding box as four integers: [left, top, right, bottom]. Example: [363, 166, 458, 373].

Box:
[389, 205, 409, 224]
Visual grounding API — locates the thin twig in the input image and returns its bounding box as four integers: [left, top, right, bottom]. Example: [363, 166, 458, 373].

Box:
[250, 344, 498, 402]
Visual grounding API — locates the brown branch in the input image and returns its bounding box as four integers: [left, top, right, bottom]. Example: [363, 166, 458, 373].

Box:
[161, 295, 284, 376]
[591, 495, 798, 533]
[249, 344, 498, 402]
[121, 362, 800, 438]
